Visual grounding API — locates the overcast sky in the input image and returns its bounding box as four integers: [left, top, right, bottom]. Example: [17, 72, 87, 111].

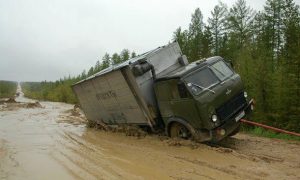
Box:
[0, 0, 299, 82]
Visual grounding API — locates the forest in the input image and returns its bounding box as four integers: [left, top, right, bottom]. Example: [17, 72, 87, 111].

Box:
[22, 0, 300, 132]
[0, 81, 17, 98]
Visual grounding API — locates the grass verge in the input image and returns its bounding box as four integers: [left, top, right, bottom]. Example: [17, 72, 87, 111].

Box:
[241, 126, 300, 141]
[0, 81, 17, 98]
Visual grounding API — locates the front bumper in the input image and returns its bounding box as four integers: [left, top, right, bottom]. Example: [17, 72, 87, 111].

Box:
[210, 98, 254, 142]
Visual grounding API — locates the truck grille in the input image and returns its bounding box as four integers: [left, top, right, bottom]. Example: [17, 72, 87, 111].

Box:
[216, 92, 247, 121]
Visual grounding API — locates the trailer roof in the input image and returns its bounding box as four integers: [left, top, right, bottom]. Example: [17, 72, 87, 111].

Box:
[73, 42, 177, 86]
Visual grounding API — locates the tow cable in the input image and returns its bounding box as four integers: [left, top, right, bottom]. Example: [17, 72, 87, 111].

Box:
[240, 119, 300, 137]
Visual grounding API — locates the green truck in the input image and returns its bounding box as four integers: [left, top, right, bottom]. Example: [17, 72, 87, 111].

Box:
[72, 42, 254, 142]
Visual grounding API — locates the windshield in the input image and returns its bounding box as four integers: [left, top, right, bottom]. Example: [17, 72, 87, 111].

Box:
[210, 60, 233, 81]
[184, 68, 219, 95]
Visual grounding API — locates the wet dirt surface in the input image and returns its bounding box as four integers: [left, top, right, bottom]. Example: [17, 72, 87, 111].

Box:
[0, 87, 300, 180]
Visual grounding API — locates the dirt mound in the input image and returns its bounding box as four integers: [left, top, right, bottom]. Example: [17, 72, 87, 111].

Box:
[87, 121, 147, 138]
[0, 99, 6, 104]
[57, 106, 87, 125]
[71, 105, 81, 116]
[0, 98, 17, 103]
[26, 101, 42, 108]
[0, 101, 43, 111]
[62, 105, 82, 117]
[74, 104, 81, 109]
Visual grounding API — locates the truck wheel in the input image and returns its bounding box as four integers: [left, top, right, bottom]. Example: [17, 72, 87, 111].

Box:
[228, 124, 240, 137]
[169, 122, 191, 139]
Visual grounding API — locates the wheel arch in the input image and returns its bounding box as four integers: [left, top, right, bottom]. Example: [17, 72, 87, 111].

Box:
[166, 117, 196, 137]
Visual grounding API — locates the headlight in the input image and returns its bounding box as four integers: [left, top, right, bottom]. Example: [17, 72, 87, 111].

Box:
[244, 91, 248, 98]
[212, 114, 218, 122]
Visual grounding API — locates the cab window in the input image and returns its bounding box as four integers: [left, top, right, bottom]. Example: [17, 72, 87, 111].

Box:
[156, 80, 191, 100]
[210, 60, 233, 81]
[184, 68, 219, 95]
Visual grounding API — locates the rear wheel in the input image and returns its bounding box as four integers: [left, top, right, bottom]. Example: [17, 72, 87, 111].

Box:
[169, 122, 191, 139]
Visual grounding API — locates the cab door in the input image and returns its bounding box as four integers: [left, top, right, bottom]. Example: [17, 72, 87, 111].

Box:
[169, 80, 202, 128]
[155, 79, 201, 128]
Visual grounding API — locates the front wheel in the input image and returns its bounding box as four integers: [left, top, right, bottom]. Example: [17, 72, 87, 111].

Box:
[169, 122, 191, 139]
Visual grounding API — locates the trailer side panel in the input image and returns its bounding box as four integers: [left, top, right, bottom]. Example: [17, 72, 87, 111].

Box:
[73, 69, 148, 125]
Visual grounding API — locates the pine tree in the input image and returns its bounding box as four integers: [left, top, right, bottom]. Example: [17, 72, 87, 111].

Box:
[188, 8, 204, 61]
[111, 53, 121, 65]
[87, 67, 94, 76]
[227, 0, 255, 48]
[264, 0, 286, 63]
[208, 2, 228, 55]
[131, 51, 137, 58]
[81, 70, 87, 79]
[173, 27, 190, 59]
[173, 27, 185, 47]
[101, 53, 111, 68]
[201, 26, 213, 58]
[94, 60, 101, 72]
[120, 49, 130, 62]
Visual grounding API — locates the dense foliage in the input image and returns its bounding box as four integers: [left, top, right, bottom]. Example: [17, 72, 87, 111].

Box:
[174, 0, 300, 132]
[21, 80, 78, 104]
[21, 49, 136, 104]
[0, 80, 17, 98]
[22, 0, 300, 132]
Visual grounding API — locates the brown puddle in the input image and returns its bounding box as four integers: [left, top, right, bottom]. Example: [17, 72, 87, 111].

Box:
[1, 86, 300, 180]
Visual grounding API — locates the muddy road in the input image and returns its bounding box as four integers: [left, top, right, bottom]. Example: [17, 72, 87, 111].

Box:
[0, 88, 299, 180]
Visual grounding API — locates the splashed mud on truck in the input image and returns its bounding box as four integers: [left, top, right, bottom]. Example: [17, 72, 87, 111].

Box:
[72, 42, 254, 142]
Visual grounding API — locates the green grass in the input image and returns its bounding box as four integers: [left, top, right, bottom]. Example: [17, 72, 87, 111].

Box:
[242, 126, 300, 141]
[0, 80, 17, 98]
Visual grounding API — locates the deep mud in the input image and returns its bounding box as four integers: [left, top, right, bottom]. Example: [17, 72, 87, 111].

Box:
[0, 86, 300, 180]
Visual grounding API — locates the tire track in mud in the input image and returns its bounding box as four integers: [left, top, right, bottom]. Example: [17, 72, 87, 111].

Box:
[58, 130, 236, 180]
[171, 155, 266, 180]
[51, 131, 143, 180]
[212, 136, 300, 179]
[0, 140, 22, 180]
[207, 142, 284, 164]
[47, 125, 110, 179]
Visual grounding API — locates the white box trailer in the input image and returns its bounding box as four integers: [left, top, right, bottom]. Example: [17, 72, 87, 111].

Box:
[72, 42, 187, 128]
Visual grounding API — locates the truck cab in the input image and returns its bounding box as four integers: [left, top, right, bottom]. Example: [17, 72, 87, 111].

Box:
[154, 56, 254, 142]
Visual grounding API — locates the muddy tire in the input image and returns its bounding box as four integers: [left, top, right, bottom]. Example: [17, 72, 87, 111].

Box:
[169, 122, 191, 139]
[228, 124, 240, 137]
